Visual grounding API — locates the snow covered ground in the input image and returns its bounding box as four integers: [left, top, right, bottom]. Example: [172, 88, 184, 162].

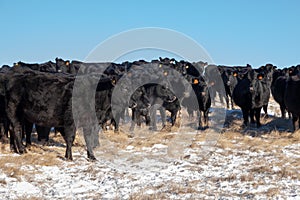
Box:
[0, 98, 299, 199]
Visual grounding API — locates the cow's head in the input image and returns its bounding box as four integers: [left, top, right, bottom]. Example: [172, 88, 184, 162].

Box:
[55, 58, 70, 73]
[129, 86, 150, 109]
[249, 70, 265, 108]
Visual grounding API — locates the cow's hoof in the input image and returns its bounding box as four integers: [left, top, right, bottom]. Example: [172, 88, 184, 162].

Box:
[88, 156, 97, 161]
[18, 148, 26, 154]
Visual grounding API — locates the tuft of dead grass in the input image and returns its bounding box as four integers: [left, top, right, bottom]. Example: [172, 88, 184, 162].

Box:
[0, 150, 61, 180]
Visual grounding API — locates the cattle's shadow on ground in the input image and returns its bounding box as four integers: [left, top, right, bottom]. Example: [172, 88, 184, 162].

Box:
[223, 109, 293, 137]
[27, 132, 66, 148]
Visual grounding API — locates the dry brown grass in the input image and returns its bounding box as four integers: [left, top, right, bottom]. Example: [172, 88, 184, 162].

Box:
[0, 141, 62, 181]
[240, 173, 255, 182]
[16, 197, 45, 200]
[129, 182, 199, 200]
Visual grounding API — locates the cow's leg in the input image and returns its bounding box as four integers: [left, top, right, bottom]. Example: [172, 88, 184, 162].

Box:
[292, 114, 299, 132]
[6, 102, 25, 153]
[24, 120, 33, 146]
[0, 122, 8, 144]
[3, 119, 9, 143]
[136, 112, 142, 127]
[230, 96, 235, 110]
[209, 87, 216, 106]
[250, 109, 255, 124]
[241, 108, 249, 127]
[187, 108, 194, 121]
[10, 123, 25, 154]
[225, 94, 230, 109]
[129, 109, 136, 132]
[0, 124, 4, 143]
[159, 106, 166, 128]
[280, 104, 286, 119]
[170, 110, 177, 126]
[149, 105, 158, 131]
[60, 127, 76, 161]
[203, 109, 209, 128]
[263, 104, 268, 118]
[112, 109, 120, 133]
[145, 113, 151, 126]
[197, 110, 204, 130]
[219, 92, 225, 104]
[255, 107, 262, 128]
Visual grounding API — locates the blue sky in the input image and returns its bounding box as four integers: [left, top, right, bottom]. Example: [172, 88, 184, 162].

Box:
[0, 0, 299, 68]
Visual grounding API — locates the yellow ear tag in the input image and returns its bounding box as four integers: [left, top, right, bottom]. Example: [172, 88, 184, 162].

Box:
[233, 72, 237, 77]
[66, 61, 70, 66]
[159, 64, 162, 68]
[185, 65, 189, 69]
[163, 71, 168, 76]
[193, 79, 199, 84]
[258, 75, 263, 80]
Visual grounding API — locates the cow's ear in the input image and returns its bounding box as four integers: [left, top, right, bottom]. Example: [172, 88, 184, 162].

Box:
[192, 78, 199, 84]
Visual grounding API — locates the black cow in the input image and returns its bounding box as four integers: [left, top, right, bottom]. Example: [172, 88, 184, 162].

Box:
[271, 69, 290, 118]
[14, 60, 67, 146]
[233, 69, 270, 127]
[144, 83, 177, 131]
[5, 67, 106, 160]
[284, 73, 300, 132]
[0, 70, 9, 144]
[219, 67, 238, 109]
[205, 65, 227, 106]
[129, 86, 151, 132]
[182, 75, 211, 130]
[257, 64, 275, 117]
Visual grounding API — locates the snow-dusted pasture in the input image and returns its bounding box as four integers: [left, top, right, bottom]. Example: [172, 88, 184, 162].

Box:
[0, 98, 299, 199]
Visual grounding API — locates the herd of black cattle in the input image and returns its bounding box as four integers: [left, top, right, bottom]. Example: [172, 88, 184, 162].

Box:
[0, 57, 299, 160]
